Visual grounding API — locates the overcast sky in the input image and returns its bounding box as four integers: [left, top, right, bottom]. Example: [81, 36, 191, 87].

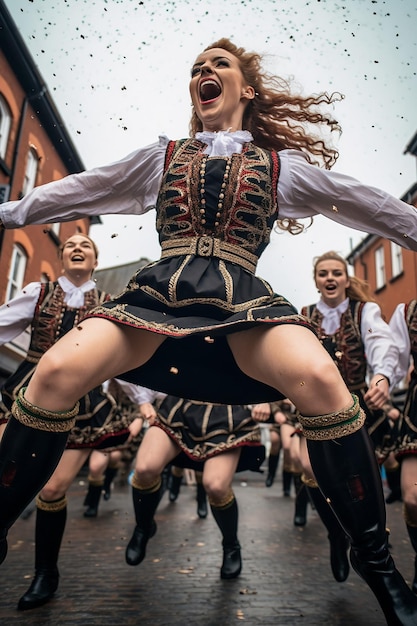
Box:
[5, 0, 417, 310]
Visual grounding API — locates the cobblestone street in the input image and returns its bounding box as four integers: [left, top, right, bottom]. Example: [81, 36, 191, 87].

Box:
[0, 467, 413, 625]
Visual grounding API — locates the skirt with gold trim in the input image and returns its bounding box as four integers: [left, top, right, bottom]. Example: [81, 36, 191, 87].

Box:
[153, 395, 265, 472]
[86, 255, 312, 405]
[0, 359, 131, 450]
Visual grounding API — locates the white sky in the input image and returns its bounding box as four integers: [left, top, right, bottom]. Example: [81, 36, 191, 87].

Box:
[5, 0, 417, 310]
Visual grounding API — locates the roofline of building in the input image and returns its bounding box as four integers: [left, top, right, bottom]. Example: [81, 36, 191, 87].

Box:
[0, 0, 85, 174]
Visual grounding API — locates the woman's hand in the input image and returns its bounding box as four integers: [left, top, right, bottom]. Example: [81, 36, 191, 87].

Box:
[139, 402, 157, 425]
[251, 402, 271, 422]
[364, 374, 390, 410]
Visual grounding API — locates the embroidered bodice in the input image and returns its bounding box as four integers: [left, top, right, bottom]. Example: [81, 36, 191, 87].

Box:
[305, 301, 367, 389]
[27, 282, 108, 363]
[155, 138, 280, 260]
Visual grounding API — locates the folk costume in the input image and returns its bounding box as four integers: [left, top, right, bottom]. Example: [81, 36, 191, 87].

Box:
[389, 300, 417, 593]
[2, 131, 417, 622]
[125, 385, 265, 579]
[0, 277, 132, 611]
[300, 297, 400, 583]
[302, 298, 398, 463]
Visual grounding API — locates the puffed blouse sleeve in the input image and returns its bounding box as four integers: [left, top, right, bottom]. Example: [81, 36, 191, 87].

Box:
[278, 150, 417, 251]
[0, 136, 169, 228]
[0, 282, 41, 345]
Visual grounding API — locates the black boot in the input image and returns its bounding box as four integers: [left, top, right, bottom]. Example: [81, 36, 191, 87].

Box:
[169, 473, 182, 502]
[210, 495, 241, 579]
[405, 524, 417, 595]
[83, 478, 104, 518]
[385, 463, 402, 504]
[265, 451, 280, 487]
[0, 399, 76, 565]
[125, 479, 162, 566]
[307, 484, 350, 582]
[103, 466, 118, 501]
[196, 482, 208, 519]
[307, 425, 417, 625]
[17, 496, 67, 610]
[293, 473, 308, 527]
[282, 468, 293, 497]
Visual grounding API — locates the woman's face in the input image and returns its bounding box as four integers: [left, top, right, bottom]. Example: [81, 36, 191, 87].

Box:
[189, 47, 254, 132]
[314, 259, 350, 307]
[61, 234, 98, 278]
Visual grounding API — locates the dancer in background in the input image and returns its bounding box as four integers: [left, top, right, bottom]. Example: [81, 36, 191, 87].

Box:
[389, 300, 417, 594]
[1, 38, 417, 623]
[0, 234, 135, 610]
[126, 385, 267, 580]
[299, 250, 400, 583]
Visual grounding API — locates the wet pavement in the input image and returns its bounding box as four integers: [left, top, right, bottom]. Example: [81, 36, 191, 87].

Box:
[0, 465, 413, 625]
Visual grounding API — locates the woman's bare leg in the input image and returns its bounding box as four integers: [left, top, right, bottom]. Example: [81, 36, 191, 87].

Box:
[229, 325, 417, 622]
[126, 426, 180, 567]
[204, 449, 242, 579]
[25, 318, 166, 410]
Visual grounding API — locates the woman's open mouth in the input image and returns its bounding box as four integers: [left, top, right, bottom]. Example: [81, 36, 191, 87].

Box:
[199, 79, 221, 103]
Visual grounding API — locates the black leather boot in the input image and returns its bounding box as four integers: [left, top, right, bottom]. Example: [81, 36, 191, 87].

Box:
[282, 468, 293, 496]
[103, 466, 118, 501]
[0, 401, 75, 565]
[169, 473, 182, 502]
[17, 496, 67, 610]
[265, 451, 280, 487]
[125, 479, 162, 566]
[196, 482, 208, 519]
[83, 478, 104, 518]
[307, 484, 350, 582]
[293, 473, 308, 527]
[405, 524, 417, 594]
[210, 495, 242, 579]
[307, 426, 417, 625]
[385, 463, 402, 504]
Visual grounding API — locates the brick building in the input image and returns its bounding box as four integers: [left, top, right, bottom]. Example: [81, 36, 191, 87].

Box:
[0, 1, 97, 381]
[347, 131, 417, 322]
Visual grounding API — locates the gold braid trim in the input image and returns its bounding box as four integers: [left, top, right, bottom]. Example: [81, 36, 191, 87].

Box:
[403, 504, 417, 528]
[87, 474, 105, 487]
[209, 488, 235, 509]
[131, 474, 161, 493]
[301, 473, 318, 488]
[36, 495, 67, 512]
[12, 387, 78, 433]
[298, 394, 365, 441]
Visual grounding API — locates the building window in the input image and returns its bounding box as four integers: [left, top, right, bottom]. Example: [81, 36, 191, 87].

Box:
[0, 94, 12, 160]
[375, 246, 386, 290]
[6, 244, 27, 301]
[390, 241, 403, 278]
[21, 147, 39, 196]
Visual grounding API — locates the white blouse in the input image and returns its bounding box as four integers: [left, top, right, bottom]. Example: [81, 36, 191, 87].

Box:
[315, 297, 399, 386]
[1, 132, 417, 251]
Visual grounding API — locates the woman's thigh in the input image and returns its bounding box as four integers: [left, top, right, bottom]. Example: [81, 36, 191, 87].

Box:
[228, 324, 351, 415]
[26, 318, 165, 409]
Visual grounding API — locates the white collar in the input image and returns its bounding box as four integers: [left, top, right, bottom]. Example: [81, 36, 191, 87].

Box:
[58, 275, 96, 308]
[316, 297, 349, 335]
[195, 130, 253, 157]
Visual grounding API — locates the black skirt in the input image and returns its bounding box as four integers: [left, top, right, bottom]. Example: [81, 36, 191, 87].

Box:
[153, 395, 265, 473]
[87, 254, 312, 404]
